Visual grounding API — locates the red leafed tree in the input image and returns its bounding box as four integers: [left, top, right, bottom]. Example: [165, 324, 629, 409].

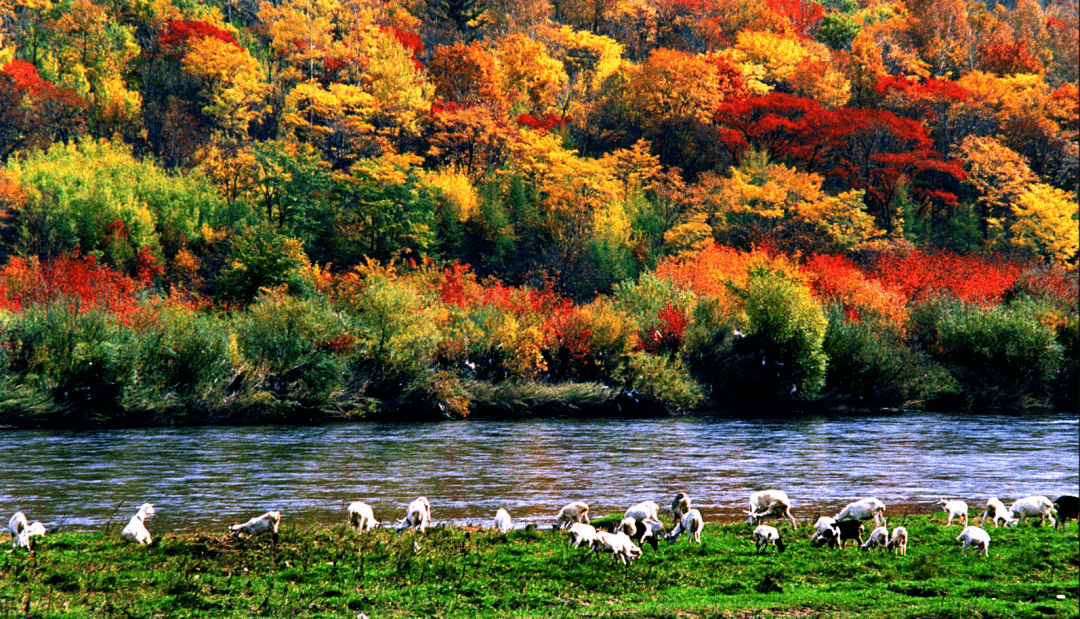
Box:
[865, 248, 1021, 306]
[0, 254, 143, 318]
[713, 92, 821, 165]
[714, 93, 967, 231]
[381, 25, 425, 72]
[155, 20, 240, 57]
[978, 40, 1044, 77]
[0, 61, 89, 155]
[641, 302, 687, 357]
[516, 112, 567, 132]
[765, 0, 823, 39]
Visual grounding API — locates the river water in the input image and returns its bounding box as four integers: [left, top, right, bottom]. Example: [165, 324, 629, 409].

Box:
[4, 412, 1077, 533]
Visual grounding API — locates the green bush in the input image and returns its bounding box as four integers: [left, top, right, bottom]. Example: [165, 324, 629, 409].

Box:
[685, 266, 828, 409]
[236, 290, 348, 408]
[129, 305, 233, 409]
[822, 308, 955, 409]
[1, 302, 136, 424]
[933, 300, 1063, 411]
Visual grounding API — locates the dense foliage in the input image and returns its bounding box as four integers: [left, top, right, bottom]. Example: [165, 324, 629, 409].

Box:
[0, 0, 1076, 424]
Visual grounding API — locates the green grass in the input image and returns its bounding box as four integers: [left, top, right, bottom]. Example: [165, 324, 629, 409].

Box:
[2, 515, 1076, 618]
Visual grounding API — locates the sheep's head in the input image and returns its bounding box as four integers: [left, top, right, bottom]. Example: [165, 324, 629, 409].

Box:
[775, 537, 787, 553]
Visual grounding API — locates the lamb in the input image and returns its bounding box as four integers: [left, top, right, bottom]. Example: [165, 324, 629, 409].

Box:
[348, 501, 379, 532]
[229, 510, 282, 543]
[860, 526, 889, 551]
[980, 497, 1011, 528]
[811, 519, 864, 549]
[593, 530, 642, 565]
[888, 526, 908, 556]
[396, 497, 432, 533]
[666, 508, 704, 544]
[567, 522, 599, 548]
[809, 516, 836, 545]
[937, 498, 969, 526]
[834, 498, 886, 527]
[956, 525, 990, 557]
[1053, 495, 1077, 530]
[8, 512, 31, 551]
[121, 503, 156, 545]
[746, 489, 797, 529]
[493, 508, 512, 533]
[671, 492, 691, 522]
[1007, 496, 1057, 527]
[636, 518, 667, 551]
[752, 524, 787, 553]
[555, 501, 590, 530]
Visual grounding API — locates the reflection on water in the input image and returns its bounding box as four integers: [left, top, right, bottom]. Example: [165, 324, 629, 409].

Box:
[4, 413, 1078, 533]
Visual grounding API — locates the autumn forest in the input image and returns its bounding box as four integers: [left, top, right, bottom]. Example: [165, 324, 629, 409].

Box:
[0, 0, 1076, 426]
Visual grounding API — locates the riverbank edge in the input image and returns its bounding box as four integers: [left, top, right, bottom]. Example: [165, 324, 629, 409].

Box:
[1, 377, 1070, 430]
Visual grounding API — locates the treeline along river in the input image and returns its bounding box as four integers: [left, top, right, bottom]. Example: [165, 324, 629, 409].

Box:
[5, 412, 1078, 534]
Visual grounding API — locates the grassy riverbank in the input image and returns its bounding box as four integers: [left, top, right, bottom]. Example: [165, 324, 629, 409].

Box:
[3, 515, 1076, 618]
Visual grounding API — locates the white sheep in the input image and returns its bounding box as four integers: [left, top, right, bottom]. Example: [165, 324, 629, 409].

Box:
[752, 524, 787, 553]
[666, 508, 704, 544]
[121, 503, 156, 545]
[956, 525, 990, 557]
[671, 492, 691, 522]
[809, 516, 836, 545]
[229, 510, 282, 543]
[567, 522, 599, 548]
[888, 526, 908, 556]
[493, 508, 512, 533]
[348, 501, 380, 532]
[593, 530, 642, 565]
[555, 501, 590, 530]
[835, 498, 887, 527]
[860, 526, 889, 551]
[746, 489, 797, 529]
[937, 498, 969, 526]
[1007, 496, 1057, 527]
[620, 500, 661, 537]
[981, 497, 1011, 528]
[8, 512, 31, 551]
[396, 497, 432, 533]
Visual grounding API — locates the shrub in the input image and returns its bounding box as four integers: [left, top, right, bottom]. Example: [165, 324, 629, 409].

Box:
[822, 308, 955, 409]
[616, 351, 703, 411]
[2, 302, 137, 425]
[131, 305, 233, 408]
[933, 301, 1063, 411]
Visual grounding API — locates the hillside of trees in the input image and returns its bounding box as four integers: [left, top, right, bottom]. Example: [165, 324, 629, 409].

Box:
[0, 0, 1076, 426]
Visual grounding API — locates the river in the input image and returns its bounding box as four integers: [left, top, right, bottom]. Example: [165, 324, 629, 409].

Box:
[4, 412, 1077, 533]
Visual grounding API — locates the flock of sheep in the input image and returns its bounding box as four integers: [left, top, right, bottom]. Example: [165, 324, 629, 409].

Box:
[7, 491, 1077, 563]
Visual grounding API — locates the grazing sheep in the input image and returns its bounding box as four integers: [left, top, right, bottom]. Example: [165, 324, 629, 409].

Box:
[8, 512, 31, 551]
[752, 524, 787, 554]
[835, 498, 887, 527]
[555, 501, 590, 530]
[812, 519, 864, 549]
[746, 489, 797, 529]
[396, 497, 432, 534]
[1007, 496, 1057, 527]
[1053, 495, 1078, 530]
[937, 498, 969, 526]
[493, 508, 512, 533]
[593, 530, 642, 565]
[348, 501, 380, 532]
[666, 508, 704, 544]
[981, 497, 1011, 528]
[567, 522, 599, 548]
[956, 525, 990, 557]
[636, 518, 666, 551]
[860, 526, 889, 552]
[624, 501, 661, 527]
[671, 492, 691, 522]
[888, 526, 908, 556]
[121, 503, 156, 545]
[229, 510, 282, 543]
[25, 521, 46, 539]
[809, 516, 836, 545]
